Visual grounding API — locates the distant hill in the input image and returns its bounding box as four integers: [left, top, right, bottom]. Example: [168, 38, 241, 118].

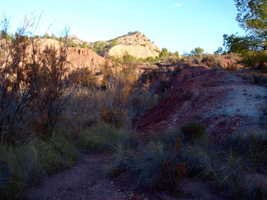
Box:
[67, 35, 93, 46]
[68, 31, 161, 59]
[108, 31, 160, 59]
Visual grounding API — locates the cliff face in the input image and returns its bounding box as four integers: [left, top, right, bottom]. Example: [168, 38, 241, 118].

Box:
[66, 47, 108, 73]
[108, 44, 159, 59]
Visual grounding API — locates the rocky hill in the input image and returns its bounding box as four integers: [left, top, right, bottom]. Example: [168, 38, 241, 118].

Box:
[108, 31, 160, 59]
[66, 47, 109, 73]
[67, 35, 93, 46]
[116, 31, 158, 47]
[68, 31, 161, 59]
[108, 44, 158, 59]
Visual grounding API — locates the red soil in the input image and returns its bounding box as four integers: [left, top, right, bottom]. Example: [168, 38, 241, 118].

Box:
[136, 70, 267, 143]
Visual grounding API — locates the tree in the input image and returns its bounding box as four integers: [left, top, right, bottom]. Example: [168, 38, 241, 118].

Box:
[173, 51, 179, 57]
[110, 39, 118, 48]
[99, 42, 107, 52]
[223, 34, 258, 53]
[81, 42, 88, 48]
[214, 47, 224, 55]
[43, 33, 49, 38]
[190, 47, 204, 56]
[160, 48, 169, 58]
[235, 0, 267, 50]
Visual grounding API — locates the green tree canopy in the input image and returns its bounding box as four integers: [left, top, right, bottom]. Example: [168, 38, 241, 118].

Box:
[223, 34, 260, 53]
[160, 48, 169, 58]
[190, 47, 204, 56]
[81, 42, 88, 48]
[235, 0, 267, 50]
[110, 39, 118, 48]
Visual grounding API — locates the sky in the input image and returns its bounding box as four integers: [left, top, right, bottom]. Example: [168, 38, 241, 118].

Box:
[1, 0, 246, 54]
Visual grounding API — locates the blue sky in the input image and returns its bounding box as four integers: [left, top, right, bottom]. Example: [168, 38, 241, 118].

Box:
[2, 0, 246, 54]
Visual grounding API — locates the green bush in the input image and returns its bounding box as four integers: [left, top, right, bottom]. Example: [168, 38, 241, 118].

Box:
[242, 50, 267, 70]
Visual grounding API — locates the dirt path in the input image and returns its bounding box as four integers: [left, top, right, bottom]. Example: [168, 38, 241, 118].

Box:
[26, 153, 226, 200]
[26, 154, 151, 200]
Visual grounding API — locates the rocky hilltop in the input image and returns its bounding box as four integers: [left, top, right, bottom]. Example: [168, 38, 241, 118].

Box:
[67, 35, 93, 46]
[108, 31, 160, 59]
[68, 31, 161, 59]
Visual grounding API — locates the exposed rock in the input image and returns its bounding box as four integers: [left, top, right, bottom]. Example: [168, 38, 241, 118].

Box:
[67, 31, 160, 59]
[108, 44, 158, 59]
[107, 31, 160, 59]
[136, 69, 267, 143]
[66, 47, 110, 73]
[67, 35, 93, 46]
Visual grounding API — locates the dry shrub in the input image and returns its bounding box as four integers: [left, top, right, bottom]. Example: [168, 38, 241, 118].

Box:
[0, 16, 71, 140]
[202, 54, 222, 67]
[158, 137, 187, 193]
[63, 62, 159, 130]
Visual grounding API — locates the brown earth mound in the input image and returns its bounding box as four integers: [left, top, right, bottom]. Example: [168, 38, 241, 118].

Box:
[136, 70, 267, 143]
[66, 47, 110, 73]
[30, 39, 110, 74]
[145, 65, 209, 94]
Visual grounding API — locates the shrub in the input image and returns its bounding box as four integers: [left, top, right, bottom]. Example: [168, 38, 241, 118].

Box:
[242, 50, 267, 70]
[226, 64, 238, 71]
[181, 121, 206, 140]
[0, 131, 78, 199]
[202, 54, 222, 68]
[104, 131, 186, 192]
[0, 17, 71, 141]
[158, 137, 186, 193]
[77, 123, 139, 153]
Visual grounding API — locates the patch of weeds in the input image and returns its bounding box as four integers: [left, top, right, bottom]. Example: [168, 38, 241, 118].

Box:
[0, 132, 79, 199]
[77, 123, 140, 153]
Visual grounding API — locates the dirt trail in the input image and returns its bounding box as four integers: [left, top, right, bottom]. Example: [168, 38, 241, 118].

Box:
[27, 154, 149, 200]
[26, 153, 225, 200]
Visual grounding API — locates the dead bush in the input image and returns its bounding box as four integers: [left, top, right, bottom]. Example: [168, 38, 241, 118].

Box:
[0, 16, 71, 140]
[202, 54, 222, 68]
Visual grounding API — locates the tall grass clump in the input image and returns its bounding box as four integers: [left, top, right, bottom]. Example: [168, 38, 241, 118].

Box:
[0, 131, 79, 199]
[77, 123, 140, 153]
[104, 131, 186, 193]
[182, 126, 267, 199]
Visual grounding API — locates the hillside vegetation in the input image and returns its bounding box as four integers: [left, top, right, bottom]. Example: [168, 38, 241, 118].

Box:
[1, 1, 267, 198]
